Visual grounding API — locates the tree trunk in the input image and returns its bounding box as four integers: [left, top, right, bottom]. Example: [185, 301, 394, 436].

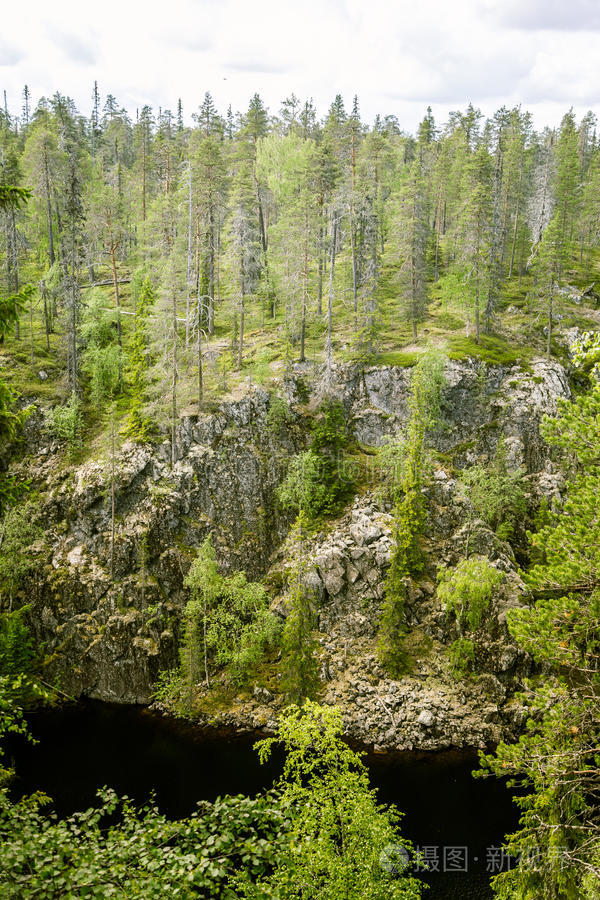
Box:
[197, 299, 203, 414]
[238, 287, 245, 369]
[110, 242, 122, 349]
[317, 214, 324, 317]
[208, 204, 215, 335]
[186, 166, 193, 348]
[43, 147, 55, 265]
[171, 291, 178, 467]
[326, 216, 337, 376]
[110, 408, 116, 582]
[300, 232, 308, 363]
[350, 208, 358, 324]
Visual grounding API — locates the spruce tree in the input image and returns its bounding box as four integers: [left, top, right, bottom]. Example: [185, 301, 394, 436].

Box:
[125, 275, 155, 439]
[281, 518, 320, 704]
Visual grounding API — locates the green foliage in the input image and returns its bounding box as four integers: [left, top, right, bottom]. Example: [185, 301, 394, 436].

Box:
[0, 381, 31, 445]
[0, 501, 42, 602]
[45, 392, 83, 453]
[0, 287, 33, 342]
[278, 397, 350, 520]
[458, 445, 527, 542]
[248, 701, 423, 899]
[0, 184, 31, 210]
[437, 556, 503, 632]
[81, 290, 121, 409]
[0, 675, 32, 786]
[479, 361, 600, 896]
[206, 574, 281, 686]
[280, 519, 320, 704]
[376, 434, 409, 504]
[378, 352, 446, 676]
[448, 637, 475, 676]
[309, 396, 351, 512]
[0, 701, 422, 899]
[526, 385, 600, 594]
[377, 568, 410, 678]
[176, 535, 280, 707]
[277, 449, 328, 520]
[0, 608, 35, 678]
[0, 786, 290, 898]
[266, 393, 294, 437]
[125, 275, 155, 440]
[437, 556, 503, 677]
[0, 473, 30, 518]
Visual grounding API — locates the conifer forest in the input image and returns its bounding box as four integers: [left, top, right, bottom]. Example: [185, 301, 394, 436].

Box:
[1, 74, 600, 900]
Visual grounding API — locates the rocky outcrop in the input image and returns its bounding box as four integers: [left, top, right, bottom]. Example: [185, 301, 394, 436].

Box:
[24, 390, 301, 702]
[192, 483, 530, 752]
[12, 356, 570, 739]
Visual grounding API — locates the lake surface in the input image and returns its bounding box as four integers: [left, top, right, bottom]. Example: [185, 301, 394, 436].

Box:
[7, 700, 519, 899]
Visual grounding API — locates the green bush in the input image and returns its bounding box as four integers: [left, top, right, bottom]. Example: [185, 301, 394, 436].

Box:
[438, 556, 503, 630]
[278, 397, 351, 520]
[267, 393, 294, 437]
[0, 609, 35, 679]
[45, 393, 83, 453]
[437, 556, 503, 677]
[176, 535, 281, 707]
[448, 637, 475, 676]
[280, 520, 320, 704]
[0, 501, 41, 602]
[0, 786, 290, 898]
[80, 290, 122, 410]
[377, 352, 446, 676]
[458, 451, 527, 543]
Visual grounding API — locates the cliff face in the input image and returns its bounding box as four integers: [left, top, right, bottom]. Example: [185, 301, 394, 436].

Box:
[16, 357, 570, 747]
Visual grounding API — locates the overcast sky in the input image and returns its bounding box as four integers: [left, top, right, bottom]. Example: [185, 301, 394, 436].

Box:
[1, 0, 599, 132]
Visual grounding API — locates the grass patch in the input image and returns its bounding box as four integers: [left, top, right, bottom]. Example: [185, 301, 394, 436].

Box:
[446, 334, 531, 367]
[375, 350, 420, 367]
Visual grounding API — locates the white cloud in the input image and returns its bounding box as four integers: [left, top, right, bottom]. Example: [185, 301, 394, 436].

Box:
[0, 0, 598, 131]
[0, 38, 25, 67]
[45, 25, 98, 66]
[484, 0, 600, 31]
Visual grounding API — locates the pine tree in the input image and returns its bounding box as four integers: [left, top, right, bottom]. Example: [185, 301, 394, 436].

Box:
[457, 141, 493, 343]
[394, 156, 429, 339]
[480, 349, 600, 896]
[226, 155, 261, 369]
[531, 214, 564, 358]
[377, 352, 445, 675]
[281, 518, 320, 704]
[62, 144, 85, 390]
[125, 275, 155, 439]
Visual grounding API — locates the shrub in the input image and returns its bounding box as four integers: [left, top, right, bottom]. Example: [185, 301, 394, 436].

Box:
[458, 445, 527, 543]
[0, 501, 41, 602]
[437, 556, 503, 677]
[278, 397, 351, 520]
[45, 392, 83, 452]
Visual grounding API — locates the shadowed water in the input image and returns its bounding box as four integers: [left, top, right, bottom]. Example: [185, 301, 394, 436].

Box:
[7, 700, 519, 899]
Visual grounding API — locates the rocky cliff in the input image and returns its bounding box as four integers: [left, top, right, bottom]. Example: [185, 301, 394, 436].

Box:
[12, 356, 570, 750]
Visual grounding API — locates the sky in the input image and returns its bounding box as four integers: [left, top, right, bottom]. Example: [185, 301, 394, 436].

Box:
[1, 0, 599, 132]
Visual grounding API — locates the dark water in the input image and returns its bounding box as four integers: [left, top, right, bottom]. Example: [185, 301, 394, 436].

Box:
[7, 701, 519, 899]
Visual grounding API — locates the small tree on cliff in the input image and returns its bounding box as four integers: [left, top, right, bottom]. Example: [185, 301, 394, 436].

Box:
[377, 351, 445, 676]
[182, 535, 221, 696]
[281, 516, 320, 704]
